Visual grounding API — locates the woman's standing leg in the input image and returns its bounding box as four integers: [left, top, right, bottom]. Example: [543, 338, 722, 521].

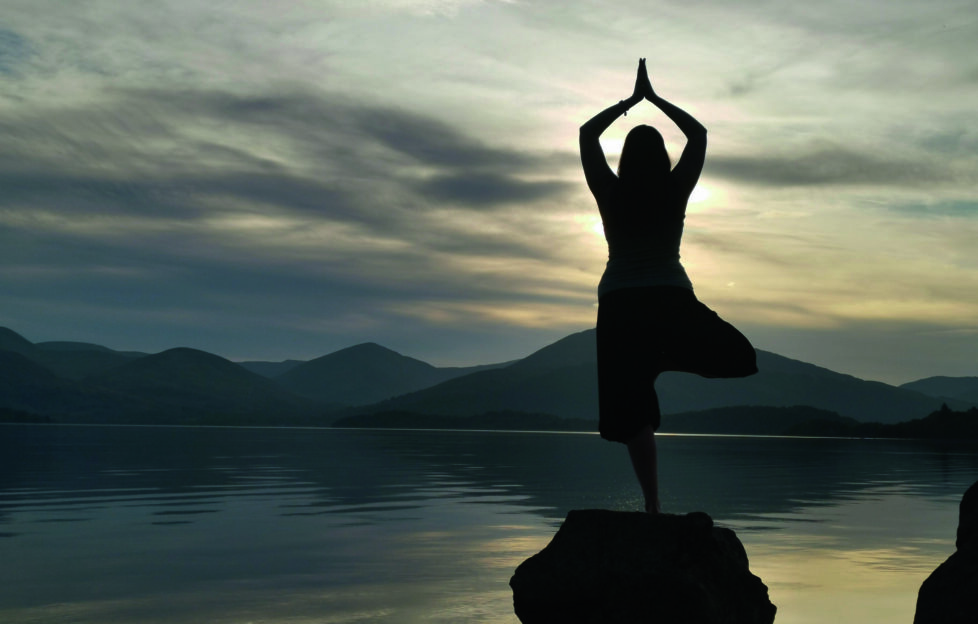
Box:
[626, 423, 660, 513]
[597, 288, 665, 513]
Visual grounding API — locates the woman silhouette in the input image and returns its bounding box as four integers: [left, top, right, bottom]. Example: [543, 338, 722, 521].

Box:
[580, 59, 757, 513]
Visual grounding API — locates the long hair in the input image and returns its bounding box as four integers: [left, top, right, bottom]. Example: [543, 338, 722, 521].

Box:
[617, 125, 671, 187]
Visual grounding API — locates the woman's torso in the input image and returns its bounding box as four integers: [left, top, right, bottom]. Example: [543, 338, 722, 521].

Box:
[597, 181, 692, 298]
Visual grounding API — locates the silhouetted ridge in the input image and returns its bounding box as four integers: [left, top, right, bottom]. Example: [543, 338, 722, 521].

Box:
[0, 326, 146, 379]
[276, 342, 452, 406]
[36, 341, 116, 353]
[0, 350, 138, 421]
[1, 324, 971, 428]
[356, 329, 954, 423]
[359, 357, 595, 419]
[901, 376, 978, 403]
[0, 350, 67, 396]
[238, 359, 304, 378]
[507, 330, 595, 372]
[0, 327, 35, 355]
[85, 347, 317, 422]
[89, 347, 277, 394]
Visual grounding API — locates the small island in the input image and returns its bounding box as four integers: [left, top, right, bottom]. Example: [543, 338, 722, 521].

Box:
[331, 409, 596, 432]
[332, 404, 978, 440]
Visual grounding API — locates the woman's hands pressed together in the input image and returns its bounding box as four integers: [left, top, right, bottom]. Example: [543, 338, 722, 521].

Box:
[632, 58, 655, 102]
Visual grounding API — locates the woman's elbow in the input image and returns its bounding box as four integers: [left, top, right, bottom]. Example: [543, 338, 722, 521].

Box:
[687, 125, 707, 147]
[579, 121, 602, 139]
[579, 128, 596, 149]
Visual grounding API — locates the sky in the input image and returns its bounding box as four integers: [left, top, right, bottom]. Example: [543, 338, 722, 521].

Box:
[1, 0, 976, 384]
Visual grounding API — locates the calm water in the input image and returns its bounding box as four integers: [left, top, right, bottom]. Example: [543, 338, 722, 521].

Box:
[1, 424, 976, 624]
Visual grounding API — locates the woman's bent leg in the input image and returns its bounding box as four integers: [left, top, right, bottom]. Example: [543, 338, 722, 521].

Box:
[664, 294, 758, 379]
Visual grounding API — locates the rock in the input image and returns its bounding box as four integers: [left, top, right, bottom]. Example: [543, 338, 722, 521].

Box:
[510, 509, 776, 624]
[914, 480, 978, 624]
[957, 480, 978, 551]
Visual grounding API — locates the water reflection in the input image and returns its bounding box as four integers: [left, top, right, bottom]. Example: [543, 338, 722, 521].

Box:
[6, 426, 975, 524]
[1, 424, 976, 624]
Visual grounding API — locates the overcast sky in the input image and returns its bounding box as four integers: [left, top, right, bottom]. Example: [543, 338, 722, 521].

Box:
[1, 0, 976, 383]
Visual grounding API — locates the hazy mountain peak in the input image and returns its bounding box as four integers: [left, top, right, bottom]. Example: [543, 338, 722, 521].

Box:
[0, 349, 59, 381]
[901, 376, 978, 403]
[156, 346, 224, 358]
[102, 347, 243, 376]
[0, 327, 36, 354]
[80, 345, 316, 422]
[275, 341, 441, 405]
[328, 342, 419, 361]
[36, 341, 115, 353]
[509, 329, 596, 371]
[343, 341, 389, 351]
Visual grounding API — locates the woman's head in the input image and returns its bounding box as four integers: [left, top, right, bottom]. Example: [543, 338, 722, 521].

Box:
[617, 125, 670, 184]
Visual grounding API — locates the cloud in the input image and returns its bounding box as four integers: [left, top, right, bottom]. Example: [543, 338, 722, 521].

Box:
[707, 142, 950, 187]
[345, 105, 539, 171]
[0, 28, 31, 75]
[0, 83, 573, 206]
[0, 83, 589, 357]
[415, 172, 571, 206]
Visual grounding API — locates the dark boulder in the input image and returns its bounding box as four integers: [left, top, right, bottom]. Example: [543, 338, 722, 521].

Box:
[914, 480, 978, 624]
[510, 509, 776, 624]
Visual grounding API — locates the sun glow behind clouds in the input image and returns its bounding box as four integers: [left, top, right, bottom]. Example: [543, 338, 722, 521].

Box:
[584, 215, 604, 238]
[688, 184, 710, 204]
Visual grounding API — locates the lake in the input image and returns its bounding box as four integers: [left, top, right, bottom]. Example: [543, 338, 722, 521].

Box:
[1, 424, 976, 623]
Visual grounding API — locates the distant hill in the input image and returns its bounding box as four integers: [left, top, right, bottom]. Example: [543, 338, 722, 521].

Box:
[0, 327, 145, 380]
[356, 329, 955, 424]
[0, 324, 970, 429]
[84, 347, 324, 424]
[332, 405, 854, 437]
[350, 331, 598, 419]
[659, 405, 857, 436]
[0, 350, 148, 422]
[274, 342, 509, 406]
[655, 350, 954, 423]
[0, 327, 36, 353]
[35, 341, 147, 357]
[0, 327, 508, 423]
[0, 406, 53, 423]
[507, 329, 596, 372]
[900, 376, 978, 404]
[333, 409, 595, 432]
[237, 359, 305, 378]
[0, 350, 85, 415]
[1, 327, 333, 424]
[788, 404, 978, 439]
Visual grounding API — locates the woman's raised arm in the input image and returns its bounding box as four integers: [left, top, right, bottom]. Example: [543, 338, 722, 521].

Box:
[647, 79, 707, 194]
[579, 60, 647, 197]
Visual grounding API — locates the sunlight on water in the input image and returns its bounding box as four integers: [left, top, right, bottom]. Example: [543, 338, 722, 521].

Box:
[741, 541, 946, 624]
[725, 484, 960, 624]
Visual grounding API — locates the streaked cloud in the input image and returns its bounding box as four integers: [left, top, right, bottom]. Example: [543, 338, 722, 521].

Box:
[708, 143, 957, 187]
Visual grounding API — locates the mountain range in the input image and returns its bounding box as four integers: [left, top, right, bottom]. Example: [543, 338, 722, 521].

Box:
[2, 325, 976, 427]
